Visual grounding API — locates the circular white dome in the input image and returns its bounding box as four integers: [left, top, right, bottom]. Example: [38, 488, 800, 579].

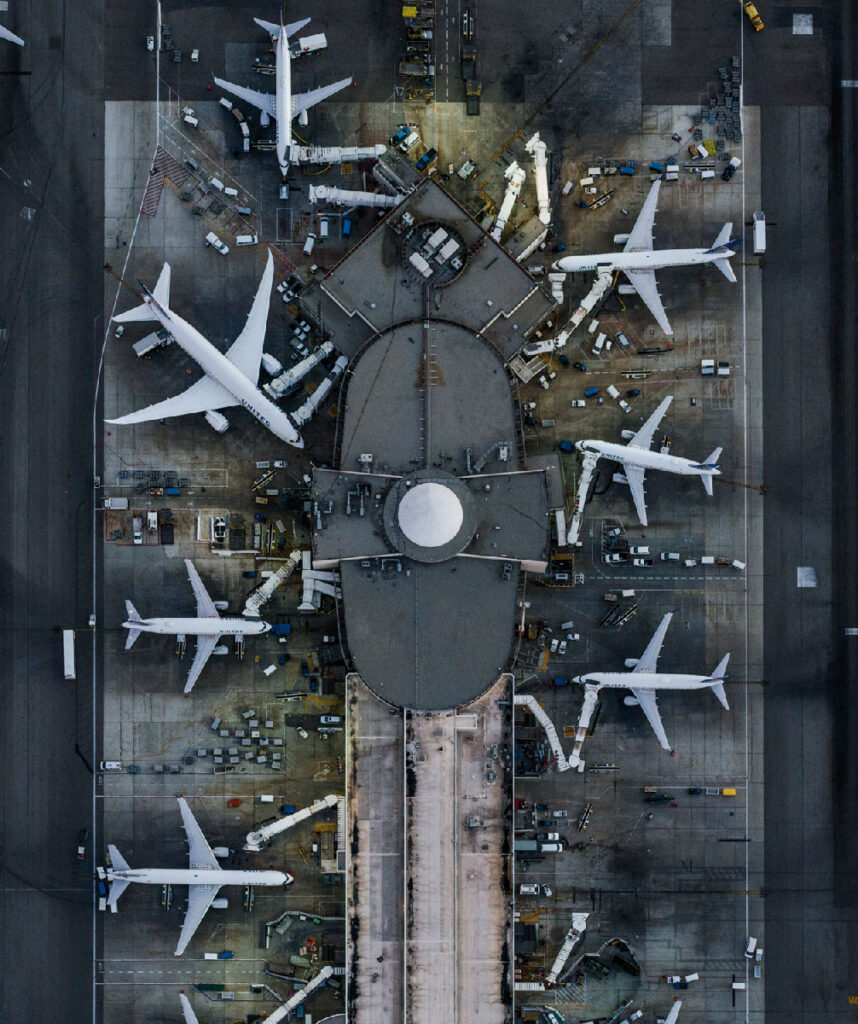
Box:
[398, 482, 464, 548]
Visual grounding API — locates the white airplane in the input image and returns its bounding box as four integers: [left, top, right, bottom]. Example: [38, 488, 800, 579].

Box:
[100, 797, 292, 956]
[179, 994, 199, 1024]
[552, 178, 739, 334]
[665, 1002, 682, 1024]
[108, 250, 303, 447]
[573, 612, 730, 750]
[576, 395, 722, 526]
[0, 23, 24, 45]
[123, 558, 271, 695]
[213, 16, 352, 178]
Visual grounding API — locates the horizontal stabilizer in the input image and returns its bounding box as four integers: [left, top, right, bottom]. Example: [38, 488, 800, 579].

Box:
[253, 16, 282, 37]
[0, 24, 25, 46]
[124, 599, 142, 623]
[713, 257, 736, 282]
[709, 654, 731, 709]
[709, 222, 733, 250]
[113, 264, 171, 323]
[107, 879, 130, 907]
[108, 843, 130, 872]
[125, 628, 142, 650]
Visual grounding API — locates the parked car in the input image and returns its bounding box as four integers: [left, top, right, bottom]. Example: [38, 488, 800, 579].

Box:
[573, 361, 587, 372]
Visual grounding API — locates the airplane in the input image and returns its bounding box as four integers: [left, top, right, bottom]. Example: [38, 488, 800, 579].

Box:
[107, 250, 304, 447]
[551, 177, 739, 334]
[0, 23, 24, 45]
[665, 1002, 682, 1024]
[213, 16, 352, 178]
[100, 797, 292, 956]
[573, 611, 730, 750]
[123, 558, 271, 695]
[575, 395, 722, 525]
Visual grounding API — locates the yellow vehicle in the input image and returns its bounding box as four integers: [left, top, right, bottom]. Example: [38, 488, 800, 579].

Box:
[743, 0, 764, 31]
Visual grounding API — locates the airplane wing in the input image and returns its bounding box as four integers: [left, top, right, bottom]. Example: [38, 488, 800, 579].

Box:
[212, 75, 276, 118]
[630, 688, 671, 749]
[177, 797, 221, 869]
[0, 24, 25, 46]
[185, 559, 218, 618]
[179, 994, 200, 1024]
[623, 269, 673, 335]
[175, 882, 222, 956]
[184, 635, 220, 694]
[291, 77, 353, 118]
[106, 375, 237, 426]
[223, 250, 274, 381]
[664, 1001, 682, 1024]
[628, 395, 673, 450]
[623, 463, 649, 526]
[623, 179, 661, 252]
[634, 611, 674, 673]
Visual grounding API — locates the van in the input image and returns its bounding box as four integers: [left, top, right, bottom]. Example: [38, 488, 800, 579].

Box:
[209, 177, 225, 192]
[592, 332, 606, 355]
[660, 552, 680, 561]
[752, 211, 766, 254]
[616, 331, 630, 348]
[629, 546, 649, 555]
[237, 205, 252, 216]
[584, 386, 600, 398]
[320, 715, 341, 724]
[303, 232, 317, 255]
[103, 498, 129, 510]
[319, 218, 329, 239]
[224, 186, 238, 198]
[147, 511, 158, 531]
[745, 937, 757, 959]
[236, 234, 258, 247]
[540, 843, 562, 852]
[399, 131, 420, 152]
[342, 216, 352, 237]
[606, 384, 620, 399]
[183, 114, 199, 128]
[132, 517, 143, 544]
[519, 883, 540, 895]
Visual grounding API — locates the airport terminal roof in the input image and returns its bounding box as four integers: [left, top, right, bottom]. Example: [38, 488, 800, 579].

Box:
[311, 179, 557, 709]
[318, 177, 555, 362]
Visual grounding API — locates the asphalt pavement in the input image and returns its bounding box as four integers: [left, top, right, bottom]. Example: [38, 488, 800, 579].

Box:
[0, 1, 102, 1021]
[757, 2, 858, 1023]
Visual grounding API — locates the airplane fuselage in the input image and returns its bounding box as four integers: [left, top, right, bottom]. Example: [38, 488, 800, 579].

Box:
[122, 616, 270, 638]
[146, 300, 303, 447]
[106, 867, 287, 887]
[573, 671, 719, 691]
[576, 440, 720, 479]
[274, 28, 292, 176]
[554, 247, 732, 274]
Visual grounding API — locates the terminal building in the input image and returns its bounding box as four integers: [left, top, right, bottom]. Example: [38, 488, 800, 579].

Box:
[310, 178, 564, 1022]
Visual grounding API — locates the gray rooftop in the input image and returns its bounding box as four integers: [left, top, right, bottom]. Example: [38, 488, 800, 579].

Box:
[319, 178, 555, 362]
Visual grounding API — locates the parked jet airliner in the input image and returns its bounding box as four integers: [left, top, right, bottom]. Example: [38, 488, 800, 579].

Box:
[576, 396, 722, 525]
[573, 612, 730, 750]
[107, 250, 303, 447]
[99, 798, 291, 956]
[123, 559, 270, 694]
[214, 16, 351, 177]
[552, 178, 739, 334]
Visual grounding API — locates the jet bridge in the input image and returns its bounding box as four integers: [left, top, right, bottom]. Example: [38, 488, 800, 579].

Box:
[514, 694, 571, 772]
[545, 912, 589, 986]
[244, 793, 340, 851]
[309, 184, 403, 208]
[257, 966, 334, 1023]
[567, 682, 600, 770]
[490, 161, 526, 241]
[525, 132, 551, 225]
[242, 549, 302, 619]
[566, 452, 599, 545]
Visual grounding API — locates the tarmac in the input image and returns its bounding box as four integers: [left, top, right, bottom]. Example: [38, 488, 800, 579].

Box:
[2, 0, 856, 1022]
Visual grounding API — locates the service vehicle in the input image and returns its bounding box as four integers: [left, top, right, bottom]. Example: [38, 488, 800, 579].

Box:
[743, 0, 764, 30]
[77, 828, 88, 859]
[204, 231, 229, 255]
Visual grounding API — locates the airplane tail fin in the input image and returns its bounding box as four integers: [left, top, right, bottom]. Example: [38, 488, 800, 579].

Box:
[708, 653, 731, 709]
[113, 264, 171, 324]
[697, 448, 722, 495]
[705, 223, 740, 281]
[124, 601, 143, 649]
[106, 844, 132, 907]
